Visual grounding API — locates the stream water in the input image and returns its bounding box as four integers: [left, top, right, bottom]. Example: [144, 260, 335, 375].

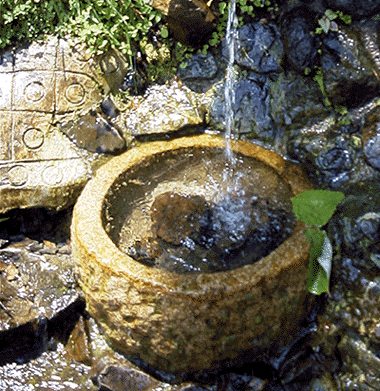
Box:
[223, 0, 238, 164]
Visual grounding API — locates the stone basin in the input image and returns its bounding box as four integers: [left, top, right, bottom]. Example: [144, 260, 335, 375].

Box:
[72, 134, 313, 375]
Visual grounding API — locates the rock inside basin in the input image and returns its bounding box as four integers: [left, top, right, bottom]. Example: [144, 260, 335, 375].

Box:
[71, 134, 314, 375]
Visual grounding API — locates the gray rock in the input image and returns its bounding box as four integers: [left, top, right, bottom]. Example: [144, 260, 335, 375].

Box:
[362, 106, 380, 170]
[321, 20, 380, 107]
[281, 7, 319, 73]
[325, 0, 380, 19]
[91, 356, 159, 391]
[178, 52, 219, 81]
[234, 22, 284, 73]
[209, 74, 274, 140]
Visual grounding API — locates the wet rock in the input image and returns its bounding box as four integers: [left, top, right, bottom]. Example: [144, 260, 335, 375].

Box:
[338, 332, 380, 390]
[207, 195, 295, 261]
[245, 377, 268, 391]
[313, 181, 380, 389]
[178, 51, 222, 93]
[288, 127, 357, 188]
[0, 270, 38, 329]
[309, 374, 337, 391]
[281, 7, 319, 73]
[151, 192, 210, 245]
[362, 105, 380, 170]
[234, 22, 284, 74]
[328, 179, 380, 264]
[324, 0, 380, 19]
[178, 52, 219, 81]
[60, 111, 126, 154]
[209, 74, 274, 140]
[91, 356, 160, 391]
[178, 384, 210, 391]
[151, 0, 216, 46]
[0, 35, 130, 214]
[122, 79, 207, 136]
[0, 317, 50, 366]
[268, 71, 330, 132]
[321, 20, 380, 107]
[0, 340, 97, 390]
[0, 221, 80, 342]
[138, 191, 295, 273]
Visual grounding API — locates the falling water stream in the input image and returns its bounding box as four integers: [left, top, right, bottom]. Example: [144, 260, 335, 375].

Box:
[223, 0, 238, 162]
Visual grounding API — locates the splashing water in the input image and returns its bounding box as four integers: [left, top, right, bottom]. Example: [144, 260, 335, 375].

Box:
[224, 0, 238, 162]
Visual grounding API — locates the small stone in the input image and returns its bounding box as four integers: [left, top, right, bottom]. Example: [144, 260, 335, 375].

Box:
[57, 244, 72, 255]
[64, 316, 92, 366]
[247, 377, 268, 391]
[39, 240, 57, 255]
[91, 356, 159, 391]
[0, 240, 9, 249]
[178, 384, 209, 391]
[5, 264, 18, 281]
[60, 112, 126, 154]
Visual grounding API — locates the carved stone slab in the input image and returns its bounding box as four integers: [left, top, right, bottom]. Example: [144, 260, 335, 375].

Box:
[0, 36, 127, 213]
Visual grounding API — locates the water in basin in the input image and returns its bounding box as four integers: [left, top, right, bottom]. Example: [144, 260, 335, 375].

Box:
[103, 146, 296, 273]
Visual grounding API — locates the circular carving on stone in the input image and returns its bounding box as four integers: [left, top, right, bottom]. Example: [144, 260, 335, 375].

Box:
[24, 81, 45, 102]
[100, 53, 119, 74]
[23, 128, 44, 149]
[8, 165, 28, 187]
[65, 83, 85, 104]
[42, 165, 63, 186]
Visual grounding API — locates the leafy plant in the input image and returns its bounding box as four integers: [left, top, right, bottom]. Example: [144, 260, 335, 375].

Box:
[291, 190, 345, 295]
[316, 9, 351, 34]
[313, 67, 331, 107]
[205, 0, 277, 50]
[0, 0, 162, 60]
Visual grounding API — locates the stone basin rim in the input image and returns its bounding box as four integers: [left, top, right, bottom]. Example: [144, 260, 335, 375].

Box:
[72, 134, 312, 296]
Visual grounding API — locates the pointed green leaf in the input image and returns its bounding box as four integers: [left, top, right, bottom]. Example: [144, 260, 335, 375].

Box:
[291, 190, 344, 227]
[319, 16, 331, 34]
[305, 229, 332, 295]
[161, 25, 169, 38]
[325, 9, 338, 20]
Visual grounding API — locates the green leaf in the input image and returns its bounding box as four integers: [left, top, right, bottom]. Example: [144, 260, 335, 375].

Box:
[338, 11, 352, 24]
[305, 229, 332, 295]
[325, 9, 338, 21]
[319, 16, 331, 34]
[291, 190, 345, 227]
[0, 217, 8, 223]
[161, 25, 169, 38]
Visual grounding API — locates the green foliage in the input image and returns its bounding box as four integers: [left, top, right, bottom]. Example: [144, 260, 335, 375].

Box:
[313, 67, 331, 107]
[292, 189, 345, 295]
[0, 217, 9, 223]
[0, 0, 162, 59]
[315, 9, 351, 34]
[291, 189, 345, 227]
[305, 229, 332, 295]
[206, 0, 277, 50]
